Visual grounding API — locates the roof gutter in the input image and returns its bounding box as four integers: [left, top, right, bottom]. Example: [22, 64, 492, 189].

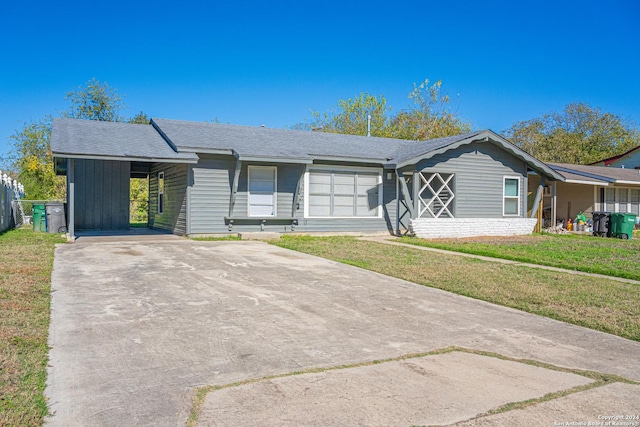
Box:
[310, 155, 388, 165]
[551, 165, 616, 183]
[52, 153, 199, 164]
[178, 147, 235, 155]
[236, 155, 313, 164]
[563, 179, 609, 186]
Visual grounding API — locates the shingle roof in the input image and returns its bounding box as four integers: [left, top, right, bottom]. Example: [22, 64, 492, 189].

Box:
[554, 169, 608, 184]
[51, 118, 198, 162]
[50, 118, 563, 181]
[151, 118, 412, 162]
[551, 163, 640, 184]
[151, 119, 562, 181]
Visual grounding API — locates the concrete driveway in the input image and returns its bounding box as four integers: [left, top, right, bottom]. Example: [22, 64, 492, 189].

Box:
[46, 239, 640, 426]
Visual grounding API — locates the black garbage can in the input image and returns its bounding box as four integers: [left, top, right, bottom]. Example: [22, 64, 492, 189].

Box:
[592, 211, 611, 237]
[45, 202, 67, 233]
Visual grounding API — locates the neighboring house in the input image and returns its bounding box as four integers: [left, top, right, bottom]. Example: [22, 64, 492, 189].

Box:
[590, 145, 640, 169]
[50, 118, 562, 240]
[528, 163, 640, 227]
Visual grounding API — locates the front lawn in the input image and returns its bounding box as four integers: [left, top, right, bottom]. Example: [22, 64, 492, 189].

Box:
[399, 233, 640, 281]
[0, 228, 64, 426]
[270, 235, 640, 341]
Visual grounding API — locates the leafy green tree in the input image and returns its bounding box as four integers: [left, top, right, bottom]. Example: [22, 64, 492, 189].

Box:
[128, 111, 150, 124]
[310, 93, 395, 137]
[64, 78, 124, 122]
[504, 103, 640, 164]
[129, 178, 148, 224]
[10, 79, 151, 203]
[9, 119, 65, 200]
[392, 79, 471, 140]
[308, 79, 470, 140]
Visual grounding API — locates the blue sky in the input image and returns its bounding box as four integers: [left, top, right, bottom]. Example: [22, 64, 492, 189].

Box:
[1, 0, 639, 164]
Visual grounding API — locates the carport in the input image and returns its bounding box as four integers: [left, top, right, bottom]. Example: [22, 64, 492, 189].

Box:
[51, 119, 197, 240]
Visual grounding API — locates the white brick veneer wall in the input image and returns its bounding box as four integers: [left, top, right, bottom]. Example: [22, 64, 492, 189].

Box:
[409, 218, 538, 238]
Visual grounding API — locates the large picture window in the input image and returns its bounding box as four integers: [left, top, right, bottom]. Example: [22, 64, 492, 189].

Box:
[248, 166, 277, 217]
[503, 176, 520, 216]
[306, 168, 381, 218]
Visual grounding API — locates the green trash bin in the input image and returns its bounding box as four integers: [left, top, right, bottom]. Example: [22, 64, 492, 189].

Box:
[32, 204, 47, 232]
[610, 213, 636, 240]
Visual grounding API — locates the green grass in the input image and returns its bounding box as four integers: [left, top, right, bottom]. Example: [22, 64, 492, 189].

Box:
[129, 221, 148, 228]
[398, 233, 640, 281]
[191, 235, 243, 241]
[0, 227, 64, 426]
[270, 235, 640, 341]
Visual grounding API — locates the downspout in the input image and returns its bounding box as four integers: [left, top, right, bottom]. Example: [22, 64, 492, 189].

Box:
[67, 158, 75, 242]
[229, 158, 242, 217]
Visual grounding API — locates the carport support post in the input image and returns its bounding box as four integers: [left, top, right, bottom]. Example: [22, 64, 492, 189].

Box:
[412, 169, 420, 219]
[530, 175, 545, 219]
[397, 170, 415, 219]
[67, 158, 75, 242]
[551, 181, 557, 226]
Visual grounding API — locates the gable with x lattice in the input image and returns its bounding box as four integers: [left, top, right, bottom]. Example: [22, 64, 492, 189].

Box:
[417, 172, 455, 218]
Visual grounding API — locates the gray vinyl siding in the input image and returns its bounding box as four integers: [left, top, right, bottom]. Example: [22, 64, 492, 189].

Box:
[73, 159, 130, 230]
[149, 163, 188, 235]
[187, 155, 395, 234]
[189, 155, 235, 234]
[412, 141, 528, 218]
[1, 183, 15, 233]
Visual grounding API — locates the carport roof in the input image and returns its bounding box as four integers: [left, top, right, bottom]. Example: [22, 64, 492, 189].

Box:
[51, 118, 198, 163]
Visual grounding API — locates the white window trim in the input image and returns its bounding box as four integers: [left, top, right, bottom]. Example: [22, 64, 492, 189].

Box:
[158, 171, 165, 215]
[303, 165, 383, 219]
[601, 186, 640, 213]
[248, 166, 277, 217]
[503, 176, 521, 217]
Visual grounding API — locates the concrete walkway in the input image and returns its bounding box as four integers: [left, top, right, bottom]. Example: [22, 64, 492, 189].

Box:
[45, 239, 640, 426]
[359, 235, 640, 285]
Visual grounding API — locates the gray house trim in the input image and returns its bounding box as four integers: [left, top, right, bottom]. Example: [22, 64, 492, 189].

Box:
[309, 155, 391, 164]
[150, 119, 179, 152]
[53, 153, 198, 164]
[180, 147, 235, 155]
[238, 155, 313, 164]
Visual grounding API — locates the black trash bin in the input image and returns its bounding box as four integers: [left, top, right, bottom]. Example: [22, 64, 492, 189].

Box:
[45, 202, 67, 233]
[592, 211, 611, 237]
